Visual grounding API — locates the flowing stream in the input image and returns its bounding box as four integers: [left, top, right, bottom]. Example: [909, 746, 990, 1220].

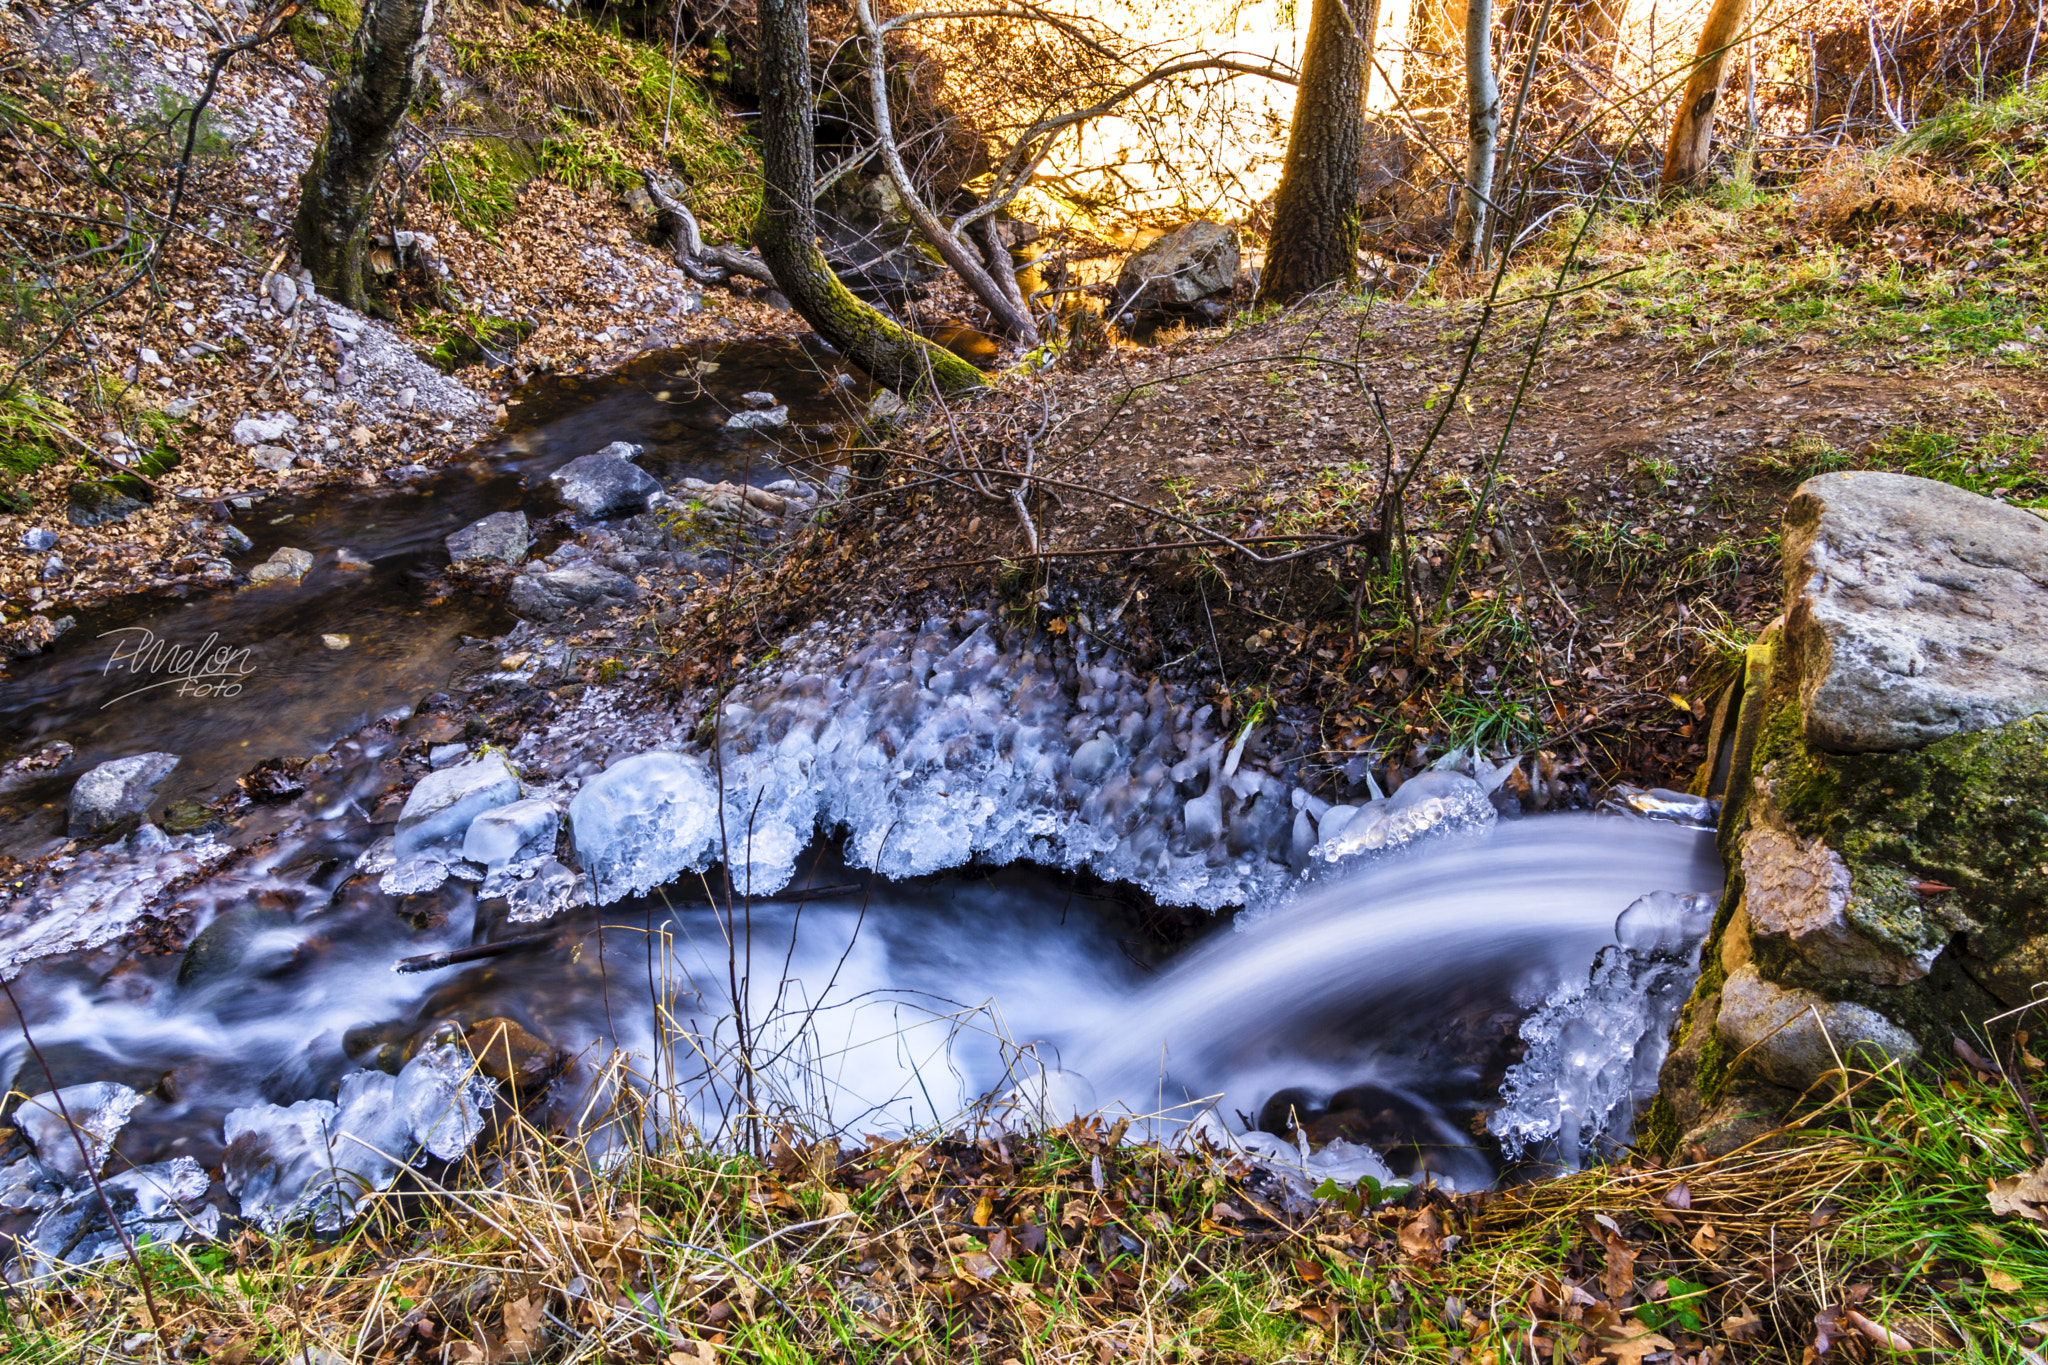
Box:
[0, 342, 1722, 1261]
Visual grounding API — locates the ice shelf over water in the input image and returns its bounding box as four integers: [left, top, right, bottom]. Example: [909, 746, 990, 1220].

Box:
[1487, 889, 1719, 1166]
[561, 612, 1518, 911]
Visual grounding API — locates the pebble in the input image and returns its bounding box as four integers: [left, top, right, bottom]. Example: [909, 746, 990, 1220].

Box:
[21, 528, 56, 552]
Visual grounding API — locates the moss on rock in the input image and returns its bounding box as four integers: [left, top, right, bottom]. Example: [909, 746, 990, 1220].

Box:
[287, 0, 362, 72]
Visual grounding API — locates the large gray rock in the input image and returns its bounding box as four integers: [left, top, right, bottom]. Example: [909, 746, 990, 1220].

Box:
[68, 753, 179, 837]
[446, 510, 529, 565]
[1715, 964, 1919, 1091]
[247, 547, 314, 584]
[393, 752, 521, 858]
[1116, 220, 1239, 314]
[548, 452, 660, 518]
[507, 565, 638, 621]
[1782, 471, 2048, 752]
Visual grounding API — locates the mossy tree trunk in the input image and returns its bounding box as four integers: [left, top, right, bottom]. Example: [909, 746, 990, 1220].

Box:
[1660, 0, 1749, 190]
[1255, 0, 1378, 307]
[753, 0, 986, 395]
[294, 0, 436, 311]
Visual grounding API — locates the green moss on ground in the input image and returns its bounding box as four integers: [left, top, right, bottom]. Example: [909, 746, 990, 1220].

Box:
[447, 14, 760, 242]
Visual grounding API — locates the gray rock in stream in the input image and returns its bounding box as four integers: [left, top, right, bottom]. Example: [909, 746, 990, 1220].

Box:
[1783, 471, 2048, 751]
[548, 450, 660, 518]
[67, 752, 179, 837]
[507, 564, 639, 622]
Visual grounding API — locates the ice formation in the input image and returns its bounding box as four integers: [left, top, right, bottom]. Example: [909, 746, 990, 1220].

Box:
[223, 1041, 495, 1232]
[1487, 890, 1718, 1166]
[562, 613, 1513, 912]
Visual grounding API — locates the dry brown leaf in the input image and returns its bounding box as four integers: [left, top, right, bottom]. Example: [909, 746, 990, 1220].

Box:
[1598, 1321, 1675, 1365]
[1843, 1309, 1915, 1351]
[1983, 1264, 2022, 1293]
[1723, 1309, 1765, 1340]
[1986, 1164, 2048, 1223]
[1398, 1207, 1442, 1266]
[668, 1342, 717, 1365]
[502, 1296, 543, 1361]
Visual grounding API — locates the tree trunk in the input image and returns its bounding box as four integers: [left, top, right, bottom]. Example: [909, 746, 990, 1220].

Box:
[854, 0, 1040, 345]
[294, 0, 436, 311]
[1660, 0, 1750, 190]
[754, 0, 986, 394]
[1450, 0, 1500, 265]
[1256, 0, 1378, 306]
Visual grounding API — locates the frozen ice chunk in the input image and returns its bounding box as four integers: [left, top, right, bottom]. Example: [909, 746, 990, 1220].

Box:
[394, 753, 521, 858]
[1615, 890, 1717, 959]
[224, 1044, 494, 1233]
[1489, 891, 1717, 1166]
[15, 1083, 145, 1178]
[1318, 772, 1493, 863]
[399, 1043, 496, 1160]
[501, 859, 591, 923]
[380, 854, 452, 897]
[569, 750, 721, 904]
[462, 797, 560, 867]
[22, 1158, 216, 1268]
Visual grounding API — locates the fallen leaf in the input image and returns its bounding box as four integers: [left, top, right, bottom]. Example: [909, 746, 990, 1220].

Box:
[1987, 1164, 2048, 1224]
[1663, 1183, 1692, 1210]
[1600, 1321, 1675, 1365]
[1983, 1264, 2022, 1292]
[1844, 1309, 1914, 1351]
[501, 1297, 543, 1361]
[1723, 1309, 1764, 1340]
[1398, 1207, 1442, 1266]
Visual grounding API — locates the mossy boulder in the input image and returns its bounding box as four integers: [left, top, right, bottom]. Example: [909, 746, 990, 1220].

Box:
[1656, 473, 2048, 1156]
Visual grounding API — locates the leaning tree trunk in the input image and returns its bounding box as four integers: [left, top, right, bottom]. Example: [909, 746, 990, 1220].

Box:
[1660, 0, 1750, 189]
[1255, 0, 1380, 306]
[294, 0, 436, 311]
[1450, 0, 1501, 265]
[754, 0, 985, 394]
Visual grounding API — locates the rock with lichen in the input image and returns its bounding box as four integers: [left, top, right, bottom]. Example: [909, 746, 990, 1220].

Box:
[1652, 472, 2048, 1158]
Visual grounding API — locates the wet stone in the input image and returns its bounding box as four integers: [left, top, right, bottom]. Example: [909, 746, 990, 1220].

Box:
[248, 546, 314, 583]
[548, 451, 660, 518]
[68, 752, 179, 837]
[446, 509, 529, 565]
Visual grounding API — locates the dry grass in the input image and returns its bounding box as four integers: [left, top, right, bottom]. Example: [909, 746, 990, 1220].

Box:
[10, 1051, 2045, 1365]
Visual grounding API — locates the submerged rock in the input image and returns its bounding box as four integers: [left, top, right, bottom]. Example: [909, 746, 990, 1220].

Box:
[67, 752, 179, 837]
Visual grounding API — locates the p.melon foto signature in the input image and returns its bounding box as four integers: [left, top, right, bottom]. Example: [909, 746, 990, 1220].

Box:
[99, 627, 257, 707]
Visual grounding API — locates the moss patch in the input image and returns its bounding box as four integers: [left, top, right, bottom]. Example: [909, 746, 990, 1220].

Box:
[447, 14, 760, 242]
[285, 0, 360, 72]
